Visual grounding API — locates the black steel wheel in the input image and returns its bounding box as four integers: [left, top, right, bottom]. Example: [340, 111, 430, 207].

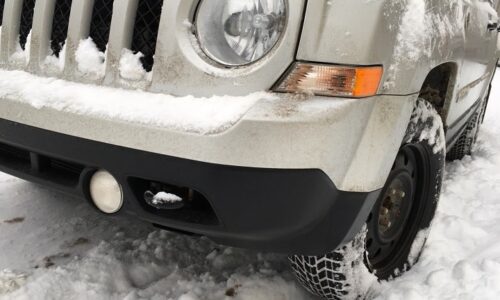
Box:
[366, 141, 439, 279]
[289, 99, 445, 300]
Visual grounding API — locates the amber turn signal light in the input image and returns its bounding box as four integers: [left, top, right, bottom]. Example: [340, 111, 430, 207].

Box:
[274, 63, 383, 98]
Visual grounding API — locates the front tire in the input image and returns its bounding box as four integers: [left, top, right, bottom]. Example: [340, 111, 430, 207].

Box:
[289, 99, 445, 300]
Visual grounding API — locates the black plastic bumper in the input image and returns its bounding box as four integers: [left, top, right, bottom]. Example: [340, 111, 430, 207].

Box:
[0, 119, 379, 255]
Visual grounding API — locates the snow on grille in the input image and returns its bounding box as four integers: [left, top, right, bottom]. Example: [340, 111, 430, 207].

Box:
[2, 0, 167, 87]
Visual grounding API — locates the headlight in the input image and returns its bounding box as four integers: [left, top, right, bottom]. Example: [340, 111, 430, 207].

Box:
[195, 0, 287, 66]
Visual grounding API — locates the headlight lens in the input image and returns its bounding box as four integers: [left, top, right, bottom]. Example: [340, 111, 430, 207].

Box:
[196, 0, 287, 66]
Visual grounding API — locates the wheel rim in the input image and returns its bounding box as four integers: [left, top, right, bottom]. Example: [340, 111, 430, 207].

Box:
[365, 143, 432, 275]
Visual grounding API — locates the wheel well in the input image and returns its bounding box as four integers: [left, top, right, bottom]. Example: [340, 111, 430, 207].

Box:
[417, 63, 457, 118]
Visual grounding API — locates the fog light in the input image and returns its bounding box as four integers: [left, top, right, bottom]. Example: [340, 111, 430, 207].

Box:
[89, 170, 123, 214]
[274, 63, 383, 98]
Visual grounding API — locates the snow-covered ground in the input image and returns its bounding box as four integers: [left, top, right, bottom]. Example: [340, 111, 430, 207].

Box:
[1, 74, 500, 299]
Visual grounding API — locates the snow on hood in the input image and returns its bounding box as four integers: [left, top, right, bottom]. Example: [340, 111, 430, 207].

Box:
[0, 70, 271, 135]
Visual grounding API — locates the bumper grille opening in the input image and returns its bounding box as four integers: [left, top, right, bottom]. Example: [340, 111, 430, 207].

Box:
[0, 142, 83, 187]
[129, 177, 220, 226]
[89, 0, 114, 52]
[19, 0, 36, 50]
[0, 143, 31, 165]
[130, 0, 164, 72]
[49, 158, 84, 178]
[0, 0, 5, 26]
[50, 0, 73, 57]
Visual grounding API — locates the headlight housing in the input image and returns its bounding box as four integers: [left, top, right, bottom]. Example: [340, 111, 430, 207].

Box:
[195, 0, 287, 66]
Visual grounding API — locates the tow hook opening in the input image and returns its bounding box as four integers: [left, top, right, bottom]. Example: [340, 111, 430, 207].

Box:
[128, 177, 220, 226]
[144, 189, 185, 210]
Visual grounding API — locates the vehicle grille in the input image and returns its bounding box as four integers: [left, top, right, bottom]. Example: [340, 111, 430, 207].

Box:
[0, 0, 167, 85]
[19, 0, 36, 50]
[131, 0, 164, 72]
[89, 0, 114, 52]
[50, 0, 73, 57]
[0, 0, 5, 26]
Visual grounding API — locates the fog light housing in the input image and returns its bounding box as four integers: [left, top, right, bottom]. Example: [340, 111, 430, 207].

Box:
[89, 170, 123, 214]
[274, 63, 383, 98]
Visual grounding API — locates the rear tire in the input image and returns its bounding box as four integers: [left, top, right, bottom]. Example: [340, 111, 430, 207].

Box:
[289, 99, 445, 300]
[480, 84, 491, 124]
[446, 110, 481, 161]
[447, 84, 491, 161]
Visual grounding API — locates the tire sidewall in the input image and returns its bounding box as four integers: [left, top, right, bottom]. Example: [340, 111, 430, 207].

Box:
[384, 99, 445, 273]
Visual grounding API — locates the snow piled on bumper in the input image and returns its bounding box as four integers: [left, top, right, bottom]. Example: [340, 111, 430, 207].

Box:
[0, 70, 270, 135]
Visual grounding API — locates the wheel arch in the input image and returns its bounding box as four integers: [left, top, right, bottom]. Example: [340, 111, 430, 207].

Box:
[416, 62, 459, 130]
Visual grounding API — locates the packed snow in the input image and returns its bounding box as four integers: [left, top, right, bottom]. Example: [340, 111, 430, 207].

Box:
[75, 38, 106, 78]
[0, 70, 270, 135]
[10, 31, 32, 65]
[406, 100, 446, 154]
[150, 192, 183, 205]
[119, 49, 150, 81]
[44, 44, 67, 72]
[0, 75, 500, 299]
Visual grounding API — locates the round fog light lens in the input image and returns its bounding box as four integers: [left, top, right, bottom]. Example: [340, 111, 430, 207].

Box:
[196, 0, 287, 66]
[89, 170, 123, 214]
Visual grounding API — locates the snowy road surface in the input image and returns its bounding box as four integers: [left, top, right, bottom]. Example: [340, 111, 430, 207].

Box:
[1, 75, 500, 300]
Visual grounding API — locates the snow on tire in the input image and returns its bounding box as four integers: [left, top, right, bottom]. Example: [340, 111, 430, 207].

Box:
[289, 99, 445, 300]
[289, 228, 374, 300]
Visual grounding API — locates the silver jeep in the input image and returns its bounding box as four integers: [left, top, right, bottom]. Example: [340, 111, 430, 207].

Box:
[0, 0, 498, 299]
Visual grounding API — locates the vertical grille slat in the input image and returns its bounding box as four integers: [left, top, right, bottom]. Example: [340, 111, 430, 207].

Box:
[0, 0, 5, 26]
[50, 0, 73, 57]
[131, 0, 164, 72]
[19, 0, 37, 50]
[89, 0, 114, 52]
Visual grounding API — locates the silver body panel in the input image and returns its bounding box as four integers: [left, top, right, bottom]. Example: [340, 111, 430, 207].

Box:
[0, 0, 498, 193]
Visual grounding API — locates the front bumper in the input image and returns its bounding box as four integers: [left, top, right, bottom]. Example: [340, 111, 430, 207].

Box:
[0, 70, 415, 193]
[0, 70, 417, 254]
[0, 119, 378, 255]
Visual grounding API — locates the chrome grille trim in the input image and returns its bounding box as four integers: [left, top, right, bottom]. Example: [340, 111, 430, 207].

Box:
[104, 0, 138, 85]
[63, 0, 95, 77]
[1, 0, 24, 63]
[29, 0, 56, 72]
